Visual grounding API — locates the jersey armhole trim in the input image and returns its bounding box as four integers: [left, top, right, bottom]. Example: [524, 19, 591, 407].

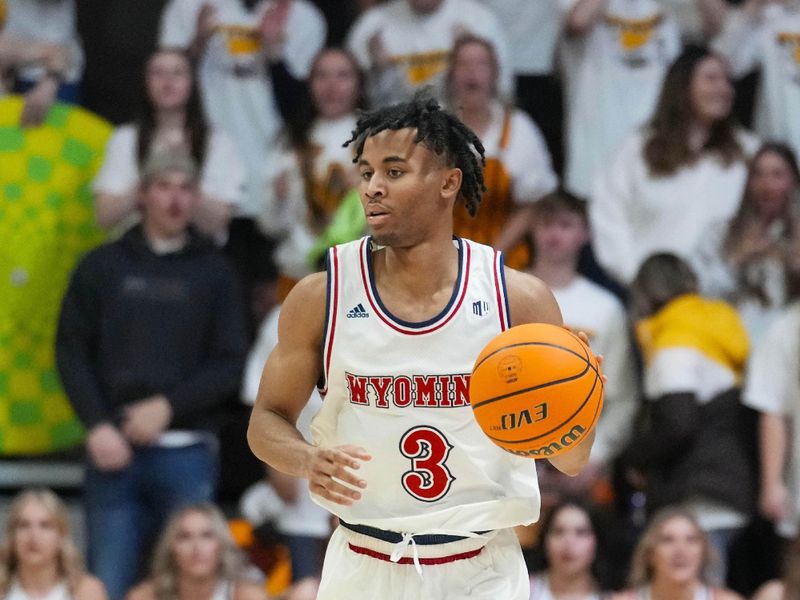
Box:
[318, 246, 339, 395]
[494, 250, 511, 331]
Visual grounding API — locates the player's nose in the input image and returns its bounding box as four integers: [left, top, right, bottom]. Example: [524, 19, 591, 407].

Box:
[365, 173, 386, 198]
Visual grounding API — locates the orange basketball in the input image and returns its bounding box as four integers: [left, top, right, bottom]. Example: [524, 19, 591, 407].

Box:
[469, 323, 604, 458]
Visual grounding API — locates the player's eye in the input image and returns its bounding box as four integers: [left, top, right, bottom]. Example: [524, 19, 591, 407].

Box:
[359, 170, 373, 181]
[388, 168, 403, 178]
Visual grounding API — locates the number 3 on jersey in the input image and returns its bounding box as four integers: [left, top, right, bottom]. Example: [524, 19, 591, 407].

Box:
[399, 426, 455, 502]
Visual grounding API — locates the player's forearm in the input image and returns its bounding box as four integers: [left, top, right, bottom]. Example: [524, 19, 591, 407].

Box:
[547, 428, 595, 476]
[759, 412, 787, 490]
[247, 406, 315, 478]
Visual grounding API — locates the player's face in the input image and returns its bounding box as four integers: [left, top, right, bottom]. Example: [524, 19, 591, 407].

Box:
[146, 52, 193, 112]
[449, 41, 496, 109]
[357, 128, 459, 247]
[12, 500, 62, 569]
[648, 516, 705, 585]
[689, 56, 733, 126]
[748, 151, 797, 220]
[311, 50, 360, 120]
[171, 511, 222, 579]
[140, 170, 197, 239]
[545, 505, 597, 578]
[532, 212, 589, 264]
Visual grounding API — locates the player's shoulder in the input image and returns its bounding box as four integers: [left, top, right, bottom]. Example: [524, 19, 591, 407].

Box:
[503, 267, 562, 327]
[283, 271, 327, 312]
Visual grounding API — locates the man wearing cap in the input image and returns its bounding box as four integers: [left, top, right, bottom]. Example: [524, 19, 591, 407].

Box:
[56, 153, 248, 600]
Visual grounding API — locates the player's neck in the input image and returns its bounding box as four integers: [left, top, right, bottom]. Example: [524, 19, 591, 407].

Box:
[383, 238, 458, 288]
[547, 570, 596, 597]
[529, 260, 578, 290]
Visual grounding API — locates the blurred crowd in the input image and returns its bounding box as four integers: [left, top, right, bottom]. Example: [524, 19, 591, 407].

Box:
[3, 0, 800, 599]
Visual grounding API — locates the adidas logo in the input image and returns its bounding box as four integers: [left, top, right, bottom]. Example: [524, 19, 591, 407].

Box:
[346, 303, 369, 319]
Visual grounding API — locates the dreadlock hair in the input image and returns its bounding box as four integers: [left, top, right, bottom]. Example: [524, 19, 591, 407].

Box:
[343, 93, 487, 216]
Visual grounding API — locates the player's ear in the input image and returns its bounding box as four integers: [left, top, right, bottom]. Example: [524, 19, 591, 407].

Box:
[441, 167, 462, 201]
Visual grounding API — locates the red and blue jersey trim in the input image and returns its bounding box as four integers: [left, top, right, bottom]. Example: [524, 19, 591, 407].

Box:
[318, 246, 340, 396]
[358, 237, 471, 336]
[493, 250, 511, 331]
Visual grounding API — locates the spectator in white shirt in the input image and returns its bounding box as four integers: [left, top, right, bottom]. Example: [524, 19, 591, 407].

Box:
[590, 45, 759, 286]
[93, 48, 244, 244]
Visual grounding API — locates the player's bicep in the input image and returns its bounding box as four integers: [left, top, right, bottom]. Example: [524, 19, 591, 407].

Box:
[503, 267, 563, 327]
[253, 274, 326, 425]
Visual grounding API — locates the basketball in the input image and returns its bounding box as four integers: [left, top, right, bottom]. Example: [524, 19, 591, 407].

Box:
[469, 323, 604, 458]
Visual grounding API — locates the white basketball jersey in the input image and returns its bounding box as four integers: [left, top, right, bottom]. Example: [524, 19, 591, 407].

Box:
[310, 236, 540, 535]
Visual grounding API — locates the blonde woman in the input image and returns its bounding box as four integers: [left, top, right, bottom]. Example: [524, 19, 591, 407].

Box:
[126, 504, 267, 600]
[610, 508, 742, 600]
[0, 488, 106, 600]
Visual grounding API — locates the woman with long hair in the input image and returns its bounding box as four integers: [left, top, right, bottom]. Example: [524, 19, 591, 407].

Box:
[694, 142, 800, 343]
[590, 45, 759, 286]
[93, 48, 244, 242]
[126, 503, 267, 600]
[0, 488, 106, 600]
[529, 498, 609, 600]
[611, 508, 742, 600]
[445, 34, 557, 269]
[258, 47, 365, 285]
[751, 535, 800, 600]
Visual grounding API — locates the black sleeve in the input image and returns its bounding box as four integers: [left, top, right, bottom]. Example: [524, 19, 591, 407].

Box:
[268, 58, 311, 126]
[55, 257, 111, 429]
[622, 392, 700, 469]
[166, 261, 248, 419]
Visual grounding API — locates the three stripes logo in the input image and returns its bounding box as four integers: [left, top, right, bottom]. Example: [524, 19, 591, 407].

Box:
[347, 303, 369, 319]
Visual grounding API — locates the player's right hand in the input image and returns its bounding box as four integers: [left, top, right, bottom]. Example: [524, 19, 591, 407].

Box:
[308, 445, 371, 506]
[86, 423, 133, 472]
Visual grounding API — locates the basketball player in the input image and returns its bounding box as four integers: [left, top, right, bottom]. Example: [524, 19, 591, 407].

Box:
[247, 96, 596, 599]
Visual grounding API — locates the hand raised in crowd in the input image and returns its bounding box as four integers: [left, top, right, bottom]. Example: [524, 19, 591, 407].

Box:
[121, 394, 173, 445]
[367, 30, 390, 68]
[306, 444, 371, 506]
[259, 0, 290, 59]
[86, 423, 133, 472]
[192, 3, 218, 56]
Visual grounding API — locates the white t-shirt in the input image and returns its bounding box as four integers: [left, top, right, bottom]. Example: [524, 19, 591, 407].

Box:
[743, 301, 800, 537]
[713, 4, 800, 160]
[346, 0, 513, 103]
[551, 276, 638, 466]
[479, 102, 558, 203]
[480, 0, 562, 75]
[3, 0, 83, 83]
[159, 0, 326, 215]
[589, 128, 760, 285]
[559, 0, 681, 197]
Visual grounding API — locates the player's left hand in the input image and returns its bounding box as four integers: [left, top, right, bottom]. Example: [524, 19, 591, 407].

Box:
[567, 327, 607, 384]
[121, 394, 173, 445]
